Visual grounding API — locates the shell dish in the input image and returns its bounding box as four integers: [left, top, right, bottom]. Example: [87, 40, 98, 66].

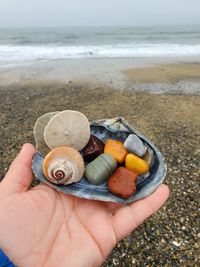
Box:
[32, 117, 167, 204]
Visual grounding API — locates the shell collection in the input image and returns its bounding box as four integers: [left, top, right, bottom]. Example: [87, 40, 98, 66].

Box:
[32, 112, 167, 203]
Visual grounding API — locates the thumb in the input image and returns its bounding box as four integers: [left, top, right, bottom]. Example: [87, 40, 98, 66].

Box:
[0, 143, 36, 197]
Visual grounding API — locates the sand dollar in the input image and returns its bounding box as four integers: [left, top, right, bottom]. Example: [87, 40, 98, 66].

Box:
[33, 111, 60, 155]
[44, 110, 90, 151]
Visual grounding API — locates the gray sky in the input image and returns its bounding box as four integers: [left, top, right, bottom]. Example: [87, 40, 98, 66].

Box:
[0, 0, 200, 27]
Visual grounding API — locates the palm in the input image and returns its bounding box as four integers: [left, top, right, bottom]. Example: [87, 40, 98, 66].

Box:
[0, 144, 169, 267]
[0, 184, 118, 267]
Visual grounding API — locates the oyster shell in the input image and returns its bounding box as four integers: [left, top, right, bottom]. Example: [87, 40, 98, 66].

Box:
[32, 117, 167, 204]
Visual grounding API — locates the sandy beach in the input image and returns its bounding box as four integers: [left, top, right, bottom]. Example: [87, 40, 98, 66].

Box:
[1, 58, 200, 94]
[0, 60, 200, 266]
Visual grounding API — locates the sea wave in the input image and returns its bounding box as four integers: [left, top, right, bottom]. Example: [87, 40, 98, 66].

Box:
[0, 43, 200, 61]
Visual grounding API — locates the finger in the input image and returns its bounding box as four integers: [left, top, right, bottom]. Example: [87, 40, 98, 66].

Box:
[112, 184, 169, 241]
[0, 143, 36, 196]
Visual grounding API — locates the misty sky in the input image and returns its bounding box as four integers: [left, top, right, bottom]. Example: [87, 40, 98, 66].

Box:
[0, 0, 200, 27]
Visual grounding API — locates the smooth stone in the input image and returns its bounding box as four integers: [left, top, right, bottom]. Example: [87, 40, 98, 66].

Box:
[83, 135, 104, 162]
[85, 153, 117, 185]
[125, 153, 149, 174]
[124, 134, 147, 157]
[108, 167, 138, 199]
[104, 139, 128, 163]
[142, 146, 154, 167]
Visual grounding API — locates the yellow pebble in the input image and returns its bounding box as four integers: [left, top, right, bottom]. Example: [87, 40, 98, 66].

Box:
[125, 153, 149, 174]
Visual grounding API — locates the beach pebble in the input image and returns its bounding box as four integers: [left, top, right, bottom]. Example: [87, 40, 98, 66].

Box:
[108, 167, 138, 199]
[83, 135, 104, 162]
[143, 146, 154, 167]
[85, 153, 117, 185]
[104, 139, 128, 163]
[124, 134, 147, 157]
[125, 153, 149, 174]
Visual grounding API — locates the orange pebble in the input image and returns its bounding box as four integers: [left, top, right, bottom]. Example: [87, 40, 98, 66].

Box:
[104, 139, 128, 163]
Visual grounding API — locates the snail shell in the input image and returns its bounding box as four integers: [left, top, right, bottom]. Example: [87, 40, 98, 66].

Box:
[42, 146, 85, 185]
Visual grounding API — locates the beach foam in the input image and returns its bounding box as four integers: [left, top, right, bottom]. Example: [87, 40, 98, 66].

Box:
[1, 43, 200, 61]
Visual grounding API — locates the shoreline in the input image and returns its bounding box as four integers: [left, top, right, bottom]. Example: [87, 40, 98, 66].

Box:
[0, 58, 200, 94]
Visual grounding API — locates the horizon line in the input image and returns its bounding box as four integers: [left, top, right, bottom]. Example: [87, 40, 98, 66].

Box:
[0, 23, 200, 29]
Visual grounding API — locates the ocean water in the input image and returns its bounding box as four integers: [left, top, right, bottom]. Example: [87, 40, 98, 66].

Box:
[0, 25, 200, 61]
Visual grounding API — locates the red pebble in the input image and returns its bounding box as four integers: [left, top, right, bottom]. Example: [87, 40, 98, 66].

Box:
[83, 135, 104, 162]
[108, 167, 138, 199]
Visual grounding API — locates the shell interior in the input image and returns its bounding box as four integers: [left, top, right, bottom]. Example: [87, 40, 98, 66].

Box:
[32, 117, 167, 204]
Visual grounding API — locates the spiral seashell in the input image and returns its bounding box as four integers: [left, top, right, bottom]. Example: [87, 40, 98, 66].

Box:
[42, 146, 85, 185]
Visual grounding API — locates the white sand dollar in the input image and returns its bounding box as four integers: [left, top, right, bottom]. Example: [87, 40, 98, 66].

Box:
[33, 111, 60, 155]
[44, 110, 90, 151]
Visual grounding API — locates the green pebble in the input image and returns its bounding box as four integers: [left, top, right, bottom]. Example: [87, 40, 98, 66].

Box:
[85, 153, 117, 185]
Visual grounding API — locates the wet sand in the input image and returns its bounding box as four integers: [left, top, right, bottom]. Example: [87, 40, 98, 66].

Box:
[122, 63, 200, 94]
[123, 63, 200, 83]
[0, 59, 200, 94]
[0, 74, 199, 266]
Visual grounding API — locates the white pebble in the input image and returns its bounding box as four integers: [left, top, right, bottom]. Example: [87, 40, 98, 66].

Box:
[172, 240, 182, 247]
[124, 134, 147, 157]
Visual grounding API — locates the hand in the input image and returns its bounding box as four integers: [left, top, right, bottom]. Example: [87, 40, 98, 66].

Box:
[0, 144, 169, 267]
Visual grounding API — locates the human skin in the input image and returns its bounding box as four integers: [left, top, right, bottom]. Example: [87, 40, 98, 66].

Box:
[0, 144, 169, 267]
